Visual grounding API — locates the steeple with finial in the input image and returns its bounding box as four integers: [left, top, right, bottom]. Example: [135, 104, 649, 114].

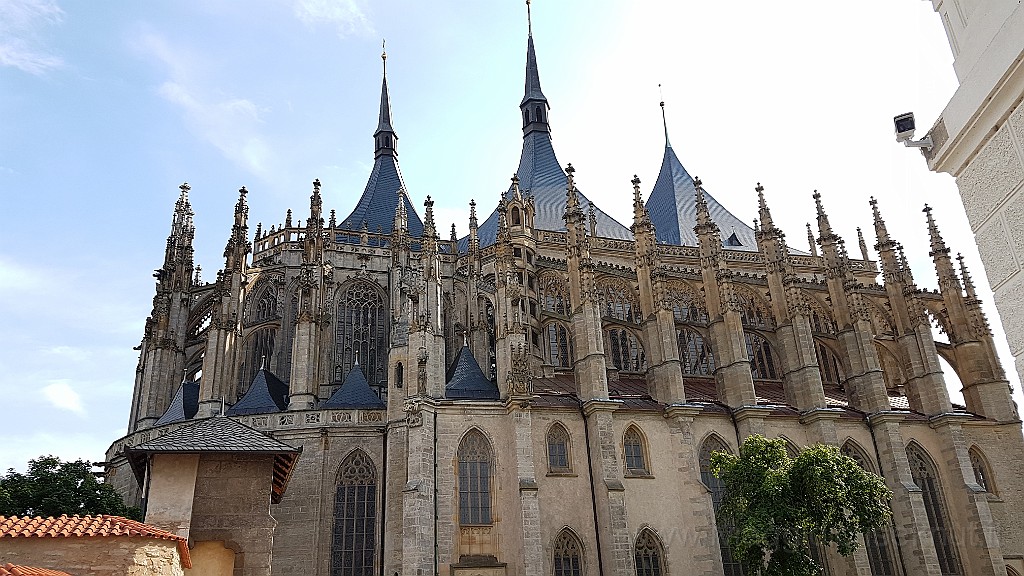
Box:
[375, 40, 397, 158]
[521, 0, 549, 136]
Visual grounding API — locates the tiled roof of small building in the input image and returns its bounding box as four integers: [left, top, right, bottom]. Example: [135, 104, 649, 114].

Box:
[445, 345, 500, 400]
[154, 380, 200, 426]
[226, 368, 289, 416]
[322, 364, 386, 410]
[0, 515, 191, 568]
[0, 564, 71, 576]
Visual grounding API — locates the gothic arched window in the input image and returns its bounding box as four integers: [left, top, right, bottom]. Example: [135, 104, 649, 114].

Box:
[969, 446, 993, 493]
[735, 288, 773, 329]
[808, 299, 837, 335]
[842, 441, 897, 576]
[237, 327, 276, 397]
[605, 328, 646, 372]
[511, 206, 522, 226]
[458, 429, 494, 525]
[745, 332, 779, 380]
[599, 281, 641, 323]
[541, 275, 570, 316]
[331, 450, 377, 576]
[907, 443, 963, 576]
[547, 423, 572, 473]
[634, 529, 666, 576]
[678, 328, 715, 376]
[546, 323, 574, 369]
[816, 340, 845, 386]
[666, 283, 709, 324]
[553, 528, 584, 576]
[252, 285, 277, 323]
[623, 426, 649, 476]
[699, 435, 744, 576]
[336, 281, 388, 403]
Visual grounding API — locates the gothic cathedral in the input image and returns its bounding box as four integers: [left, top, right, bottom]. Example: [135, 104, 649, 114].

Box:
[106, 10, 1024, 576]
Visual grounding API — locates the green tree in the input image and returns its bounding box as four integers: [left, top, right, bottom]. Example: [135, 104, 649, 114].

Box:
[711, 435, 891, 576]
[0, 455, 141, 520]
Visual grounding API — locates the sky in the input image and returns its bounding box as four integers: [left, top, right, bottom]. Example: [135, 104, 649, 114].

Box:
[1, 0, 1017, 472]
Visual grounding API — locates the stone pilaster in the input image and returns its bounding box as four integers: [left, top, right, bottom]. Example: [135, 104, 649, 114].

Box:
[583, 400, 634, 576]
[402, 403, 436, 576]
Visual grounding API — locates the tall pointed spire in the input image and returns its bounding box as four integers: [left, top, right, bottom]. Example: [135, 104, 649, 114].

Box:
[521, 0, 549, 135]
[374, 40, 397, 158]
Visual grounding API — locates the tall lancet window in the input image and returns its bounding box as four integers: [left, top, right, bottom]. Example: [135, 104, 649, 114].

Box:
[699, 435, 745, 576]
[744, 332, 779, 380]
[605, 328, 646, 372]
[552, 528, 584, 576]
[331, 450, 377, 576]
[336, 281, 388, 403]
[841, 441, 898, 576]
[634, 529, 666, 576]
[458, 429, 494, 525]
[907, 443, 962, 576]
[678, 328, 715, 376]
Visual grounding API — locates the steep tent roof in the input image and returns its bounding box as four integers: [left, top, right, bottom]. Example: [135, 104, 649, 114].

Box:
[461, 23, 631, 251]
[445, 345, 500, 400]
[154, 380, 200, 426]
[646, 143, 759, 250]
[225, 368, 289, 416]
[321, 363, 386, 410]
[338, 55, 424, 238]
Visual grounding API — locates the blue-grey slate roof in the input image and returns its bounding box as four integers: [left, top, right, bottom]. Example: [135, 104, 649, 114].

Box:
[338, 154, 423, 238]
[225, 368, 289, 416]
[462, 131, 633, 250]
[321, 364, 386, 409]
[646, 144, 759, 250]
[521, 34, 547, 107]
[445, 345, 500, 400]
[154, 380, 200, 426]
[132, 416, 299, 454]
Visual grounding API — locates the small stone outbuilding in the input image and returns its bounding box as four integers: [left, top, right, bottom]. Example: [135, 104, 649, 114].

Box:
[0, 515, 190, 576]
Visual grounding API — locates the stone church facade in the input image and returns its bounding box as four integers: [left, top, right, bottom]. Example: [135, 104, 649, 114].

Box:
[105, 12, 1024, 576]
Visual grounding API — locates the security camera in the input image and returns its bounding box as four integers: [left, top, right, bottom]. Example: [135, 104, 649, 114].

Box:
[894, 112, 915, 143]
[894, 111, 932, 149]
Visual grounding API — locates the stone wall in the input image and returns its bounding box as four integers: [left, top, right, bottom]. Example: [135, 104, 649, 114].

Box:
[0, 537, 183, 576]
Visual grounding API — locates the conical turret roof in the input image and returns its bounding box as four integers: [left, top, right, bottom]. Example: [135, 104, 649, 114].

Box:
[154, 380, 200, 426]
[445, 345, 500, 400]
[322, 363, 386, 410]
[225, 368, 289, 416]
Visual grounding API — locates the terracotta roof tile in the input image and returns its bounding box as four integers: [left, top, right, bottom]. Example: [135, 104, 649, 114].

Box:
[0, 515, 191, 569]
[0, 565, 71, 576]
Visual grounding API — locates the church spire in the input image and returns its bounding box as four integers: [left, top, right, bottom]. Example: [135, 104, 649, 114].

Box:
[520, 0, 549, 135]
[659, 86, 671, 148]
[374, 41, 398, 158]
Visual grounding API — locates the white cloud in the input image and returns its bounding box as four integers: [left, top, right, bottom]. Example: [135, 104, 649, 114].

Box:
[0, 0, 64, 75]
[41, 380, 84, 415]
[293, 0, 373, 37]
[137, 31, 273, 177]
[0, 255, 44, 292]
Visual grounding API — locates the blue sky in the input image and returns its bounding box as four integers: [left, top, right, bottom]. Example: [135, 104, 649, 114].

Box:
[1, 0, 1013, 471]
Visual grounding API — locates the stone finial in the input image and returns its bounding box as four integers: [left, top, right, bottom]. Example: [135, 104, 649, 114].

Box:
[329, 209, 337, 229]
[285, 209, 293, 228]
[511, 174, 522, 200]
[450, 223, 458, 243]
[957, 253, 978, 300]
[857, 227, 869, 260]
[806, 223, 818, 256]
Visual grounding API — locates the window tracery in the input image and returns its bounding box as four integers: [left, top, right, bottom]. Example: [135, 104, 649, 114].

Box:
[969, 447, 993, 493]
[678, 328, 715, 376]
[816, 340, 845, 386]
[623, 426, 649, 475]
[634, 529, 665, 576]
[665, 283, 708, 324]
[745, 332, 779, 380]
[546, 323, 574, 369]
[458, 429, 493, 525]
[251, 284, 278, 324]
[335, 281, 388, 403]
[907, 443, 962, 576]
[237, 327, 276, 396]
[699, 435, 744, 576]
[331, 450, 377, 576]
[842, 441, 897, 576]
[540, 274, 570, 316]
[553, 529, 584, 576]
[735, 287, 773, 329]
[599, 280, 641, 323]
[605, 328, 646, 372]
[546, 423, 571, 473]
[807, 297, 836, 335]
